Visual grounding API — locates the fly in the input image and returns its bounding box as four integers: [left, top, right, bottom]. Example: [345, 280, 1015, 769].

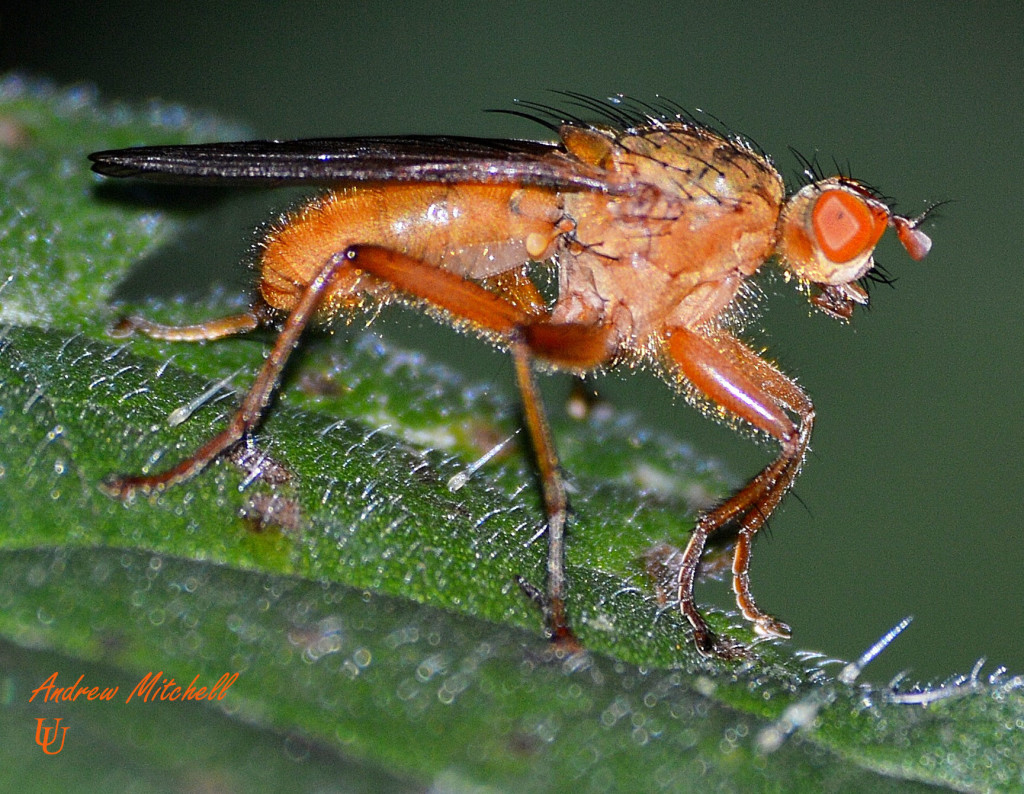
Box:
[90, 95, 935, 657]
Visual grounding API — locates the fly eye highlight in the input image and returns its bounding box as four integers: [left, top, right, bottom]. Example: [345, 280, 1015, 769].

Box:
[811, 189, 888, 264]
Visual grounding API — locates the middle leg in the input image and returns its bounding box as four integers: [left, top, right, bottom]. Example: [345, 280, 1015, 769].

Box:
[331, 247, 615, 647]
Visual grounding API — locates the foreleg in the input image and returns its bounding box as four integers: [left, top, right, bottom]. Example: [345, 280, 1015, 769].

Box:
[665, 327, 814, 656]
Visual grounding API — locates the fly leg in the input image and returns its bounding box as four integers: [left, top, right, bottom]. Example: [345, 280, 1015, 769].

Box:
[108, 306, 267, 342]
[106, 243, 615, 650]
[103, 245, 545, 498]
[102, 250, 354, 498]
[506, 323, 615, 649]
[335, 246, 613, 650]
[665, 326, 814, 657]
[510, 343, 574, 648]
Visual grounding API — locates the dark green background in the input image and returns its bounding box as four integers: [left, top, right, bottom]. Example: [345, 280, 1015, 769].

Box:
[2, 1, 1020, 683]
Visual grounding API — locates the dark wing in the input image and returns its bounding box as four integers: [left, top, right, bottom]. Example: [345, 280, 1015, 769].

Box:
[89, 135, 613, 192]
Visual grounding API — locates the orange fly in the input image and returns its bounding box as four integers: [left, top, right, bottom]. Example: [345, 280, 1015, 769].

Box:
[89, 95, 935, 657]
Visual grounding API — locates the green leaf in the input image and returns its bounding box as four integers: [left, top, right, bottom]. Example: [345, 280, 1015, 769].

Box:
[0, 75, 1020, 791]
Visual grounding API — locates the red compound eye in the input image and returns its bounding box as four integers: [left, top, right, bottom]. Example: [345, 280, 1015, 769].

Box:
[811, 189, 888, 263]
